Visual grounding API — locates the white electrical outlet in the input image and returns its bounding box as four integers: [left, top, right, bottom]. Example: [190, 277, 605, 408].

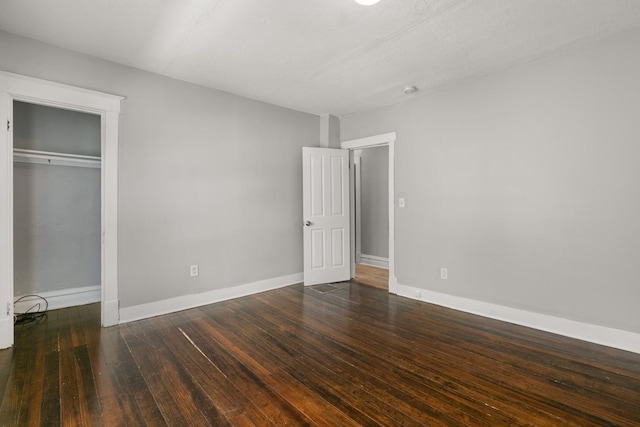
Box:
[398, 197, 406, 208]
[190, 264, 199, 277]
[440, 268, 448, 280]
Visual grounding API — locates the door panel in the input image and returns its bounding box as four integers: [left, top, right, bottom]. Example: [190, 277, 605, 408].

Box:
[311, 229, 325, 269]
[303, 147, 350, 285]
[331, 228, 345, 267]
[330, 156, 344, 215]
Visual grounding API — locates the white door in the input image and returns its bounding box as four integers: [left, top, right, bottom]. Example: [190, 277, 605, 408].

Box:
[302, 147, 350, 285]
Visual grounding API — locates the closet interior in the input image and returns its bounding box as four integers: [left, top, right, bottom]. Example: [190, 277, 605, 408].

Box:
[12, 101, 102, 321]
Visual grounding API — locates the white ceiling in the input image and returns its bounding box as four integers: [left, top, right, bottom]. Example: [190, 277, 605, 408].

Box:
[2, 0, 640, 116]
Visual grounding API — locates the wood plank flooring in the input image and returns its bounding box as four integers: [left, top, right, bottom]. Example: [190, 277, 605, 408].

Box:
[354, 263, 389, 290]
[1, 282, 640, 426]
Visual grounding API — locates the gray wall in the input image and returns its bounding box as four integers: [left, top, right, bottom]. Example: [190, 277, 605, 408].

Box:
[1, 30, 319, 308]
[359, 146, 388, 259]
[13, 101, 101, 296]
[13, 101, 101, 156]
[342, 28, 640, 334]
[14, 164, 101, 295]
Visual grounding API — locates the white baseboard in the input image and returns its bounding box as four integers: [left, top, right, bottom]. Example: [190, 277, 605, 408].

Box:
[14, 285, 101, 313]
[359, 254, 389, 269]
[119, 273, 303, 324]
[397, 283, 640, 355]
[0, 316, 13, 349]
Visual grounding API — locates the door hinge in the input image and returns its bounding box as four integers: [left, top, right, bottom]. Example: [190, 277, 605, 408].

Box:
[7, 121, 10, 131]
[6, 302, 11, 316]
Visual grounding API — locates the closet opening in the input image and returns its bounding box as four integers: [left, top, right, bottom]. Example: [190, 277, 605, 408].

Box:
[12, 101, 102, 326]
[1, 71, 122, 349]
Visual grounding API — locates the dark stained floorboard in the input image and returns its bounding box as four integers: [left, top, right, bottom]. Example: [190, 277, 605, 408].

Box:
[0, 282, 639, 426]
[199, 304, 429, 426]
[356, 286, 640, 419]
[175, 317, 314, 426]
[282, 285, 627, 426]
[256, 287, 578, 426]
[301, 287, 631, 423]
[231, 296, 533, 426]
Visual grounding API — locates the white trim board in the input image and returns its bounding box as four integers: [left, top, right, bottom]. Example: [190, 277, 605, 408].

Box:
[397, 283, 640, 355]
[120, 273, 303, 323]
[359, 254, 389, 269]
[14, 285, 100, 312]
[341, 132, 396, 150]
[0, 317, 11, 349]
[0, 71, 123, 113]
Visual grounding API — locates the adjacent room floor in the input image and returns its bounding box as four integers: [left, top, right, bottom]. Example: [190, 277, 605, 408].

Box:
[1, 282, 639, 426]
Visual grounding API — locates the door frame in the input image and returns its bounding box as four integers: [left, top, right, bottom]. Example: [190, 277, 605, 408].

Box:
[0, 72, 123, 348]
[341, 132, 396, 294]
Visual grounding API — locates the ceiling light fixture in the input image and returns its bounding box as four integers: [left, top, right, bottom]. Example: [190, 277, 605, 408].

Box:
[354, 0, 381, 5]
[403, 85, 418, 94]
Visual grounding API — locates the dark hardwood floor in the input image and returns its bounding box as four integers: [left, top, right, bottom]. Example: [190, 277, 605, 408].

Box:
[354, 263, 389, 290]
[1, 282, 639, 426]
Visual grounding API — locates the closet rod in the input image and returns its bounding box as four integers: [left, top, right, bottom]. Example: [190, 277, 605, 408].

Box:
[13, 148, 101, 169]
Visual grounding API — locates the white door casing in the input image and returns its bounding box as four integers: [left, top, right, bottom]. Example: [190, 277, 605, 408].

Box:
[341, 132, 397, 294]
[0, 72, 123, 349]
[302, 147, 350, 286]
[353, 149, 362, 267]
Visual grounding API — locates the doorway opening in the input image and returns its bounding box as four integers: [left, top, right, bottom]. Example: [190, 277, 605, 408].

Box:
[341, 132, 397, 294]
[0, 72, 123, 349]
[352, 146, 389, 290]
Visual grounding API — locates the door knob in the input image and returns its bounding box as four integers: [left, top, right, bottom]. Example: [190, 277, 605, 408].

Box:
[305, 221, 312, 226]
